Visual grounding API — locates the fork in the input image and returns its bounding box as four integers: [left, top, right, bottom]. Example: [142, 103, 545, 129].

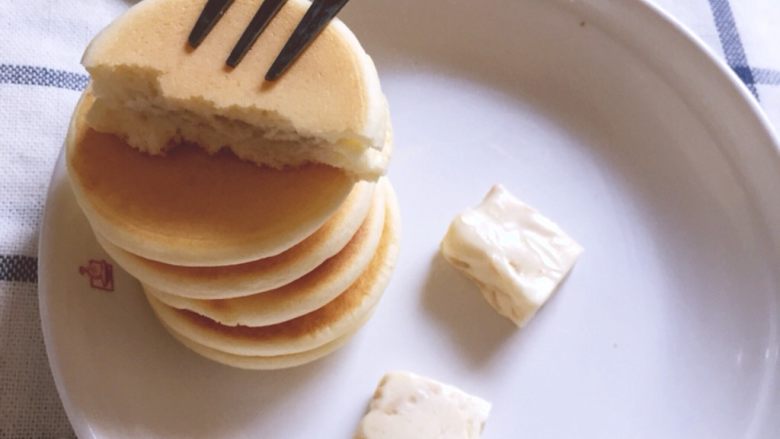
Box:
[188, 0, 351, 81]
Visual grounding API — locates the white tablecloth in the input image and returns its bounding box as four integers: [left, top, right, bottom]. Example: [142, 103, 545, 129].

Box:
[1, 0, 778, 436]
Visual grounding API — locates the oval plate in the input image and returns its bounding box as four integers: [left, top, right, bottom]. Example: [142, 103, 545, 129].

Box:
[39, 0, 780, 437]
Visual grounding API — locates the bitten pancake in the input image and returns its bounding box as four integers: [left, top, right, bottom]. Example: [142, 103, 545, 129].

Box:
[147, 180, 388, 325]
[82, 0, 390, 179]
[97, 180, 376, 299]
[145, 184, 400, 356]
[67, 91, 357, 266]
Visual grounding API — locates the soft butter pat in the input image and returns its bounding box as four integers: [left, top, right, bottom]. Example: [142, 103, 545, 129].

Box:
[441, 185, 583, 327]
[355, 371, 491, 439]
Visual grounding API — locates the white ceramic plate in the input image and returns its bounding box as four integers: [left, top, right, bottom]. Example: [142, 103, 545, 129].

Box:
[39, 0, 780, 437]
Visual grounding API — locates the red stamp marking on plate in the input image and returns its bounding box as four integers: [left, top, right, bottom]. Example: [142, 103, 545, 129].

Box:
[79, 259, 114, 291]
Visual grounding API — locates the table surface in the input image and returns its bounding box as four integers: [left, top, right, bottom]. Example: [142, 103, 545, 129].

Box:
[1, 0, 778, 437]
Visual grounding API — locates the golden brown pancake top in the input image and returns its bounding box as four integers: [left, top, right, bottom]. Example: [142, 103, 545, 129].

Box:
[69, 127, 353, 253]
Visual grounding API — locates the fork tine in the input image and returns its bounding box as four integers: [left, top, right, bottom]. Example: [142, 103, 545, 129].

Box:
[226, 0, 288, 68]
[264, 0, 351, 81]
[188, 0, 235, 48]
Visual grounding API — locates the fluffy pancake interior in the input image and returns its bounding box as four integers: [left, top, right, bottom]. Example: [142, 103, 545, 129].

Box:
[144, 184, 400, 356]
[67, 91, 355, 266]
[146, 180, 388, 326]
[97, 179, 376, 299]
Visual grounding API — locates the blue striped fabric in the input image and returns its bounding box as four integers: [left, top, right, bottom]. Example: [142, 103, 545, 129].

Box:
[0, 64, 88, 91]
[751, 67, 780, 86]
[707, 0, 780, 99]
[0, 255, 37, 283]
[0, 64, 86, 284]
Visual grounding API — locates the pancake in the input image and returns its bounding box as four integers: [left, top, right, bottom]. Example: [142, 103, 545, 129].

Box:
[82, 0, 390, 179]
[146, 180, 388, 324]
[67, 91, 357, 266]
[160, 307, 375, 370]
[97, 179, 376, 299]
[144, 184, 400, 356]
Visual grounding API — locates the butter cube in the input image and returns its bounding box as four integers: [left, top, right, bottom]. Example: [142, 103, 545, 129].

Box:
[441, 185, 583, 326]
[355, 371, 491, 439]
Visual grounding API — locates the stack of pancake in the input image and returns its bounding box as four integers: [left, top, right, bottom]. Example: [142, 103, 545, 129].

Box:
[66, 0, 398, 369]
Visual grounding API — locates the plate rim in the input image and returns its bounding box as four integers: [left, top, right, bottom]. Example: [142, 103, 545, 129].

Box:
[638, 0, 780, 150]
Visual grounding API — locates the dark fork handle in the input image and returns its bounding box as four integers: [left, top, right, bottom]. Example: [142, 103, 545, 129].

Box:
[226, 0, 288, 68]
[265, 0, 351, 81]
[188, 0, 235, 48]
